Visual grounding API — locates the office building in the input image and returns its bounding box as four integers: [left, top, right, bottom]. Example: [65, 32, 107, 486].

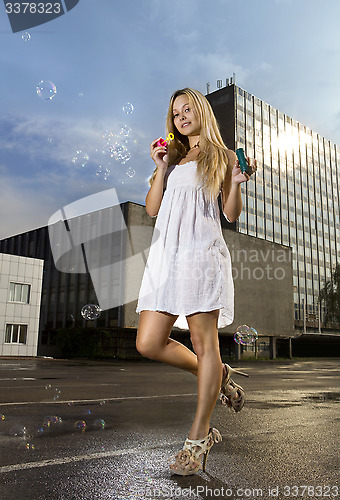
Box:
[206, 83, 340, 336]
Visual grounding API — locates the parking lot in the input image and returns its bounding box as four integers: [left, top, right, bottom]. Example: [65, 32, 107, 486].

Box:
[0, 357, 339, 499]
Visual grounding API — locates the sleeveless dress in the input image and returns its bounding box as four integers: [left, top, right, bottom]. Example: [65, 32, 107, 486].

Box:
[135, 160, 234, 330]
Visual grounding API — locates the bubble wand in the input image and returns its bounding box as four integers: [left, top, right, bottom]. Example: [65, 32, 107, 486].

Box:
[156, 133, 174, 148]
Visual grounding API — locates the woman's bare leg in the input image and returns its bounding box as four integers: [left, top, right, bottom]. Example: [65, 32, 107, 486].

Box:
[136, 310, 199, 375]
[186, 309, 223, 440]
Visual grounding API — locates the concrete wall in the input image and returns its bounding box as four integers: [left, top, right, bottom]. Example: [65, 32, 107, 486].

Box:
[124, 202, 294, 338]
[0, 253, 43, 356]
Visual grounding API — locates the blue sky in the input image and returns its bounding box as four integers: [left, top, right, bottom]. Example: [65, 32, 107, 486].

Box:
[1, 0, 340, 239]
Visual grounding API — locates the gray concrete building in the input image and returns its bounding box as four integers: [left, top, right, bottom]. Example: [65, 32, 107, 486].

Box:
[0, 195, 294, 359]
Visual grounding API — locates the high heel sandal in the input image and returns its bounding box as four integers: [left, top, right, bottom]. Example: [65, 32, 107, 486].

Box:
[220, 363, 249, 413]
[169, 427, 222, 476]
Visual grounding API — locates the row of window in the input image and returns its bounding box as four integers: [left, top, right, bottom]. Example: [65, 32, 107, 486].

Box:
[3, 283, 31, 345]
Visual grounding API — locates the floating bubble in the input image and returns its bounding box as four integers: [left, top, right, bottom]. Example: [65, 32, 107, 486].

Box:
[72, 150, 90, 167]
[33, 426, 44, 437]
[109, 143, 131, 164]
[81, 304, 101, 320]
[22, 32, 31, 42]
[19, 441, 35, 451]
[116, 126, 132, 143]
[45, 384, 52, 390]
[234, 324, 258, 345]
[93, 419, 105, 430]
[123, 102, 134, 114]
[99, 400, 106, 406]
[126, 167, 135, 178]
[248, 326, 258, 343]
[82, 409, 92, 416]
[0, 414, 5, 421]
[43, 416, 63, 429]
[47, 137, 53, 143]
[74, 420, 86, 432]
[53, 389, 62, 401]
[96, 166, 110, 180]
[102, 130, 115, 143]
[9, 425, 27, 437]
[36, 80, 57, 101]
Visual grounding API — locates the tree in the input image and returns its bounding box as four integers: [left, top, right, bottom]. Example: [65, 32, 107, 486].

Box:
[318, 264, 340, 326]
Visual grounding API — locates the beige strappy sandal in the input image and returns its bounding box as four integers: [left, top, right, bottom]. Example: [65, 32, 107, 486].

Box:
[169, 427, 222, 476]
[219, 363, 249, 412]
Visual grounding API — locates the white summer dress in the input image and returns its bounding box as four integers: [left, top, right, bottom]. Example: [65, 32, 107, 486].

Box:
[135, 160, 234, 330]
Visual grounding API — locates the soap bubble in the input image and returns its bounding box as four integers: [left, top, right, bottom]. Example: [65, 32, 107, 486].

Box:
[234, 324, 258, 345]
[74, 420, 86, 432]
[248, 326, 258, 342]
[103, 130, 115, 143]
[19, 441, 35, 451]
[22, 32, 31, 42]
[43, 416, 63, 429]
[81, 304, 101, 320]
[126, 167, 135, 178]
[53, 388, 62, 400]
[0, 414, 5, 421]
[82, 409, 92, 416]
[116, 126, 131, 143]
[45, 384, 52, 390]
[36, 80, 57, 101]
[123, 102, 134, 114]
[33, 426, 45, 437]
[99, 400, 106, 406]
[72, 150, 90, 167]
[9, 425, 27, 437]
[93, 419, 105, 430]
[109, 143, 131, 164]
[96, 166, 110, 180]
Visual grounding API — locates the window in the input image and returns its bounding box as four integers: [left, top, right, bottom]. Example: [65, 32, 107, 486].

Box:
[5, 324, 28, 344]
[9, 283, 31, 303]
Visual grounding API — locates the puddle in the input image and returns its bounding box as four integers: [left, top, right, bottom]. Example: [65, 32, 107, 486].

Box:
[302, 392, 340, 403]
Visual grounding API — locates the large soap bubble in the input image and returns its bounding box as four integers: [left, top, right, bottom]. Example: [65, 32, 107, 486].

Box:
[81, 304, 101, 320]
[234, 324, 258, 345]
[36, 80, 57, 101]
[123, 102, 134, 114]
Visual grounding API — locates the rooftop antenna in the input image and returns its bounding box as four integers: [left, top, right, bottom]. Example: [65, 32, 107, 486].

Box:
[233, 72, 236, 84]
[206, 82, 210, 94]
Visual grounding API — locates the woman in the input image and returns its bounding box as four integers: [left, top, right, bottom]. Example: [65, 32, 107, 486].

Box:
[135, 88, 256, 475]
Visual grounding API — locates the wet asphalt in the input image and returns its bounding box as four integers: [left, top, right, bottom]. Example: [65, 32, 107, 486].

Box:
[0, 357, 339, 500]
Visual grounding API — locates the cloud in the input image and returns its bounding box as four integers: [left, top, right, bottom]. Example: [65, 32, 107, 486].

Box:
[0, 111, 153, 239]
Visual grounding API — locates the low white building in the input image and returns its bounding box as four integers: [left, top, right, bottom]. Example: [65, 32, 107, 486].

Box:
[0, 253, 43, 357]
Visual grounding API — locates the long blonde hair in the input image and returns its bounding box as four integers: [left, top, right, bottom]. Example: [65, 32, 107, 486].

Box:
[148, 88, 231, 202]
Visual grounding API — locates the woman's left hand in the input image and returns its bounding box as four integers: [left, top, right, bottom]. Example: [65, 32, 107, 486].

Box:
[232, 157, 257, 185]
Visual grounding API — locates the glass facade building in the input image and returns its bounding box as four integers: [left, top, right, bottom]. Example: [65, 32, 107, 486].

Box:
[207, 84, 340, 333]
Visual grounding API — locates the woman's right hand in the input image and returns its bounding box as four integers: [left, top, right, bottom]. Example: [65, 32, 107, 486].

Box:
[150, 137, 169, 170]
